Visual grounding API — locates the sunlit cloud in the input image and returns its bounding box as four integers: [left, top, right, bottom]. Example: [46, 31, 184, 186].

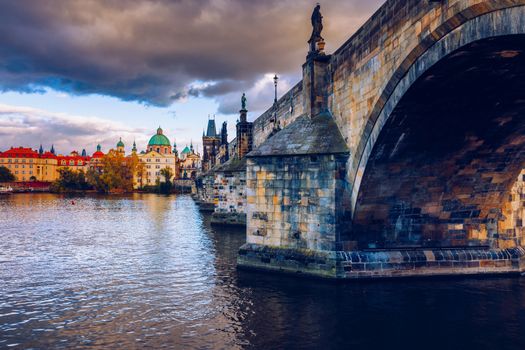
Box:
[0, 103, 148, 154]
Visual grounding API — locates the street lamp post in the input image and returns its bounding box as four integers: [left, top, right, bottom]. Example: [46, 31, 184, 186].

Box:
[273, 74, 279, 104]
[271, 74, 281, 133]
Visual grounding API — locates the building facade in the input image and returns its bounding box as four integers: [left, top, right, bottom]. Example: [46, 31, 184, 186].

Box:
[179, 143, 201, 179]
[0, 147, 58, 182]
[135, 127, 178, 188]
[56, 151, 91, 174]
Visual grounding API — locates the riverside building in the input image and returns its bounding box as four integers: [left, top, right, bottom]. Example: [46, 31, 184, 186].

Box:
[0, 127, 201, 186]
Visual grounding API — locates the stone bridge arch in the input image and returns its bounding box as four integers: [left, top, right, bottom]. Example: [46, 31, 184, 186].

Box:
[348, 5, 525, 250]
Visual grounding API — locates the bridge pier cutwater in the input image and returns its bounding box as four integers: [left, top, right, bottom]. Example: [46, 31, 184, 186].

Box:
[234, 0, 525, 278]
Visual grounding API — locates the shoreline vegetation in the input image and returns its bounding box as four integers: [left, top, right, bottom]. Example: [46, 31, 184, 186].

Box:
[1, 151, 193, 195]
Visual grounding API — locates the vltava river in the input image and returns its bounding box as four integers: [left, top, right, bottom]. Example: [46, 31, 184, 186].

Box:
[1, 193, 525, 349]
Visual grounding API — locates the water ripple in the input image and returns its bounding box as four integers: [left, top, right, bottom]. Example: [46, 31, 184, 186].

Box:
[1, 194, 525, 349]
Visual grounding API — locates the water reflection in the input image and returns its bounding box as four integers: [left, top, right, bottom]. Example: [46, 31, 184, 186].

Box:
[1, 194, 525, 349]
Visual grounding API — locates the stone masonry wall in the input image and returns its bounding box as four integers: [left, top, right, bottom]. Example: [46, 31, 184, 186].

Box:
[214, 171, 247, 214]
[252, 82, 305, 147]
[246, 155, 348, 251]
[198, 173, 215, 204]
[499, 170, 525, 248]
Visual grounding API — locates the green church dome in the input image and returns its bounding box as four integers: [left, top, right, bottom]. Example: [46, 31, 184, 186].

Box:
[181, 146, 191, 154]
[116, 138, 125, 148]
[148, 127, 171, 146]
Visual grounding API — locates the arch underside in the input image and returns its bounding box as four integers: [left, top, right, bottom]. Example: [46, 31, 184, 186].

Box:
[352, 35, 525, 250]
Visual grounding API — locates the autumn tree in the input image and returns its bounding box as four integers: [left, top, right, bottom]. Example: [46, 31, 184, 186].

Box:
[87, 150, 144, 193]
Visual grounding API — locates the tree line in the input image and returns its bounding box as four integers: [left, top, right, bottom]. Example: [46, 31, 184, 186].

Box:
[0, 151, 175, 194]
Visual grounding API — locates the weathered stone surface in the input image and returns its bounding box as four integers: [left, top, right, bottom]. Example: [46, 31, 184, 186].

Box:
[248, 112, 349, 157]
[212, 157, 248, 222]
[195, 171, 216, 208]
[238, 244, 525, 279]
[246, 153, 350, 251]
[211, 212, 247, 227]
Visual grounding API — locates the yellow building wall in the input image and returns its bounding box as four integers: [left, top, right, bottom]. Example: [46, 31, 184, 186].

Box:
[135, 151, 178, 189]
[0, 157, 58, 182]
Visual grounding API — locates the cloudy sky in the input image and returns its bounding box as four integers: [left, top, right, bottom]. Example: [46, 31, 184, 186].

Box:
[0, 0, 384, 155]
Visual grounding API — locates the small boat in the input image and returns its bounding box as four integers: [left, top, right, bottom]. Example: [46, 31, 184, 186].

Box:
[0, 185, 13, 195]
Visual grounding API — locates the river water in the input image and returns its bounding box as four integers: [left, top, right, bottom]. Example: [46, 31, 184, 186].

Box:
[1, 193, 525, 349]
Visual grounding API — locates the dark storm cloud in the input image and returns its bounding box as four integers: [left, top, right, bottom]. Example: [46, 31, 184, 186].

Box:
[0, 0, 384, 111]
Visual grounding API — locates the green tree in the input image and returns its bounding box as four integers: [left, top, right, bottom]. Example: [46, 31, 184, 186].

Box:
[86, 168, 108, 193]
[51, 168, 89, 192]
[0, 166, 15, 182]
[159, 167, 174, 194]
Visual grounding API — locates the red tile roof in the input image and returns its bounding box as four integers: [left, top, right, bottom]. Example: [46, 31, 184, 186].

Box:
[0, 147, 40, 158]
[91, 151, 105, 159]
[40, 152, 57, 159]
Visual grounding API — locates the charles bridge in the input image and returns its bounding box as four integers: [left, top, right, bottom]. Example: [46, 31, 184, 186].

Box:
[199, 0, 525, 279]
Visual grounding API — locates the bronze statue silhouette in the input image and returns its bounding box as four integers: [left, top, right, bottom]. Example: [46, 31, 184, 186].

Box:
[241, 93, 247, 110]
[308, 4, 324, 53]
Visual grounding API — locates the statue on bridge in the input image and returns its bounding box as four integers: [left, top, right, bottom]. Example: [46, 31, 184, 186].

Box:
[308, 3, 324, 53]
[241, 92, 247, 110]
